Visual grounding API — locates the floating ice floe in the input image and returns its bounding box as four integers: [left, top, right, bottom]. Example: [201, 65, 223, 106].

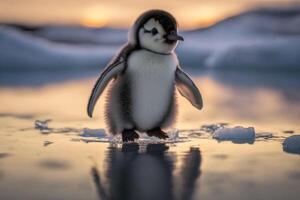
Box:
[283, 135, 300, 155]
[34, 119, 81, 134]
[213, 126, 255, 144]
[77, 128, 114, 143]
[80, 128, 106, 138]
[200, 123, 228, 134]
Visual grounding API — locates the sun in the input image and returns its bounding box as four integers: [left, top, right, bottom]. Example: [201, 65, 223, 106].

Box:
[80, 16, 107, 28]
[80, 7, 108, 28]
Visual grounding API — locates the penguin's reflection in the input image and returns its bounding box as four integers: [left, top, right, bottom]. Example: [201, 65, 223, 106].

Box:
[91, 143, 201, 200]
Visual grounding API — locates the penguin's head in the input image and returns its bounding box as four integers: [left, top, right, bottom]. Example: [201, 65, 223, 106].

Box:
[128, 10, 183, 54]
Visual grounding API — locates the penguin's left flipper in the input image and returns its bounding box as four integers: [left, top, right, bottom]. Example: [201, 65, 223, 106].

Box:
[175, 67, 203, 110]
[87, 59, 125, 117]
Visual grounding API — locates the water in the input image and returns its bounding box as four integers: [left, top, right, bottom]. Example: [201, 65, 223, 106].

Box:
[0, 70, 300, 200]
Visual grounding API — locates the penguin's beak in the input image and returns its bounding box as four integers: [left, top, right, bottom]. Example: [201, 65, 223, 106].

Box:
[166, 32, 184, 41]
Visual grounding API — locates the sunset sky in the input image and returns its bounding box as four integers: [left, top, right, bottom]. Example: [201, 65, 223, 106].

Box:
[0, 0, 299, 29]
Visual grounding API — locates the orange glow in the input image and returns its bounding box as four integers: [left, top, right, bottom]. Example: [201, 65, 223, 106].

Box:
[80, 17, 107, 28]
[80, 6, 108, 28]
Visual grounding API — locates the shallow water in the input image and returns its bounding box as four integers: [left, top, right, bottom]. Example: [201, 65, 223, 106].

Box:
[0, 70, 300, 200]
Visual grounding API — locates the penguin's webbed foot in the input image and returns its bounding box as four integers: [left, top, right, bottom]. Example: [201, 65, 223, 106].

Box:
[146, 128, 169, 139]
[122, 129, 139, 142]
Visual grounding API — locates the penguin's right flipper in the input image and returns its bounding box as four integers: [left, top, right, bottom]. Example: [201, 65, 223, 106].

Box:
[87, 59, 125, 118]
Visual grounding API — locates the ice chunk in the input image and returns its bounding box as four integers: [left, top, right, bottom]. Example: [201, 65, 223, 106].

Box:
[255, 132, 273, 141]
[34, 119, 82, 134]
[283, 135, 300, 155]
[34, 119, 52, 133]
[80, 128, 106, 139]
[213, 126, 255, 144]
[200, 123, 228, 133]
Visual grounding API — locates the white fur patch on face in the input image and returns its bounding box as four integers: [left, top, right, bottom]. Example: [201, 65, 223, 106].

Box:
[139, 18, 177, 54]
[143, 18, 166, 36]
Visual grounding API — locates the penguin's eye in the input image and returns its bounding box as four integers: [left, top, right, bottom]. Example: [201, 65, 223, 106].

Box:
[151, 28, 158, 35]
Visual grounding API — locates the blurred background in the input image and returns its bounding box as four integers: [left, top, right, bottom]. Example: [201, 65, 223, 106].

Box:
[1, 0, 299, 28]
[1, 1, 300, 200]
[1, 0, 300, 86]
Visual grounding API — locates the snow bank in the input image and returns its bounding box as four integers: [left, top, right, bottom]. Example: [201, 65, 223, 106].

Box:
[0, 27, 117, 70]
[204, 37, 300, 69]
[179, 7, 300, 69]
[1, 7, 300, 71]
[34, 26, 127, 45]
[283, 135, 300, 154]
[213, 126, 255, 144]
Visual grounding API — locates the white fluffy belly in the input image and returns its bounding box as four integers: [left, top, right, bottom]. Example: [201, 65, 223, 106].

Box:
[127, 50, 177, 130]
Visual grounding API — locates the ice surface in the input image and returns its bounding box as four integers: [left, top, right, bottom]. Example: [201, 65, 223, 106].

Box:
[34, 120, 184, 144]
[213, 126, 255, 144]
[283, 135, 300, 154]
[138, 129, 186, 144]
[34, 120, 278, 145]
[77, 129, 186, 144]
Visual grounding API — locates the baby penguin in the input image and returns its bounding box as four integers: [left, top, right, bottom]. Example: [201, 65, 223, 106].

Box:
[87, 10, 203, 142]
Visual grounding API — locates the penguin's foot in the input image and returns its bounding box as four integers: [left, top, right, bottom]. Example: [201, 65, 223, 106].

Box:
[146, 128, 169, 139]
[122, 129, 139, 142]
